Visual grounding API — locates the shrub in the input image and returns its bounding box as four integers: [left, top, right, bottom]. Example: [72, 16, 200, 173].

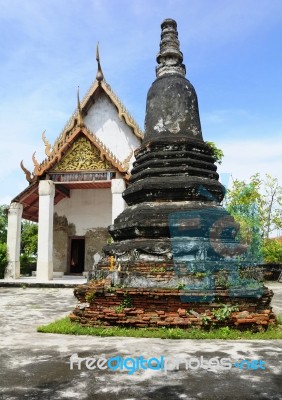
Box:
[262, 239, 282, 264]
[20, 253, 36, 276]
[0, 243, 8, 279]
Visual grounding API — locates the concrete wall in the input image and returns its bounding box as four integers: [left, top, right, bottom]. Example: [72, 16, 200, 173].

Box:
[84, 92, 140, 168]
[53, 188, 111, 273]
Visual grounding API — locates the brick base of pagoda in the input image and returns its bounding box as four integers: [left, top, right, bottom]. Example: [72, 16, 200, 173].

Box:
[70, 280, 276, 330]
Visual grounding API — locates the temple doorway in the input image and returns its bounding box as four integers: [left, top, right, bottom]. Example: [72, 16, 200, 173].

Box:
[69, 237, 85, 274]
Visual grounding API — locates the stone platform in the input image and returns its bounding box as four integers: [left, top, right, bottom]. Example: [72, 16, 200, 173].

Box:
[70, 278, 275, 330]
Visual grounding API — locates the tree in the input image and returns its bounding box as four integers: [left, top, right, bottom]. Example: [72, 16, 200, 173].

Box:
[20, 220, 38, 275]
[0, 205, 8, 278]
[224, 173, 282, 264]
[0, 205, 8, 243]
[21, 220, 38, 257]
[262, 239, 282, 264]
[261, 174, 282, 238]
[0, 242, 7, 278]
[206, 141, 224, 164]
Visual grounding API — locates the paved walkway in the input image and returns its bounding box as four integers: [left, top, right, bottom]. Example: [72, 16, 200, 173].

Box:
[269, 282, 282, 317]
[0, 284, 281, 400]
[0, 275, 87, 287]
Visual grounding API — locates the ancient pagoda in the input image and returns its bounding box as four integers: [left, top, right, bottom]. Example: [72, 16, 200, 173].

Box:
[71, 19, 275, 330]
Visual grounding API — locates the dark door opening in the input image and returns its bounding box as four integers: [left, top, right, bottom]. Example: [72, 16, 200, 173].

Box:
[69, 238, 85, 274]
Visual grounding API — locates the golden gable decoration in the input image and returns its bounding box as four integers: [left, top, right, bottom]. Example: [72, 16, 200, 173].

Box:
[53, 136, 113, 172]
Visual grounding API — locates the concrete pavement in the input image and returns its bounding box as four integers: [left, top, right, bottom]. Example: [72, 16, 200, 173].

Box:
[0, 284, 281, 400]
[0, 275, 87, 288]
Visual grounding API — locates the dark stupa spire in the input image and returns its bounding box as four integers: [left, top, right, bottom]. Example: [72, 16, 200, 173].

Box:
[144, 18, 202, 142]
[103, 18, 226, 261]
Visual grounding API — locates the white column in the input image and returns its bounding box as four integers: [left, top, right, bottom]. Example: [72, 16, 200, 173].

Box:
[5, 202, 23, 280]
[36, 180, 55, 280]
[111, 179, 126, 223]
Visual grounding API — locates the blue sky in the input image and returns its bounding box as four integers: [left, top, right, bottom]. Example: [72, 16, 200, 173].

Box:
[0, 0, 282, 205]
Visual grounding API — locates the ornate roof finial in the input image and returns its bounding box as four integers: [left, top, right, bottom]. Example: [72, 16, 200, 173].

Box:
[96, 42, 104, 83]
[32, 152, 39, 169]
[42, 130, 52, 157]
[156, 18, 186, 78]
[77, 86, 84, 127]
[20, 160, 36, 184]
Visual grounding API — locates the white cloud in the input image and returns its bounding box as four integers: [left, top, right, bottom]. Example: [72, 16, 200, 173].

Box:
[203, 109, 251, 125]
[217, 137, 282, 186]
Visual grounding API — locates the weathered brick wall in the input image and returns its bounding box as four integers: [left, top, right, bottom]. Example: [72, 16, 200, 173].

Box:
[70, 280, 276, 330]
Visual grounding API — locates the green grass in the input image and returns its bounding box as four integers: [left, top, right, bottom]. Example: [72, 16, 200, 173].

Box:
[37, 316, 282, 340]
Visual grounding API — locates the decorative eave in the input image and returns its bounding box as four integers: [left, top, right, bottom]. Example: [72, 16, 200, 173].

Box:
[21, 124, 133, 183]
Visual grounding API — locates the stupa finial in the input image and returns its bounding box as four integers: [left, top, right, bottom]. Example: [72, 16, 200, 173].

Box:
[156, 18, 186, 78]
[96, 42, 104, 83]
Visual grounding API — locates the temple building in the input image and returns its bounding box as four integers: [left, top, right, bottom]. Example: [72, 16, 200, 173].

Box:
[5, 48, 142, 281]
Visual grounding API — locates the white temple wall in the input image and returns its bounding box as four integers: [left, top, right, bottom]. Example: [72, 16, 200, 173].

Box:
[84, 93, 140, 166]
[53, 188, 112, 272]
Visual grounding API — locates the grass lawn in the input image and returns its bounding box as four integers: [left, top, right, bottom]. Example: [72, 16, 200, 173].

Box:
[37, 316, 282, 340]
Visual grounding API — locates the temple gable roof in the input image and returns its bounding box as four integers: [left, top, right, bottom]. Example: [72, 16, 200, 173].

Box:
[20, 47, 143, 185]
[13, 47, 143, 221]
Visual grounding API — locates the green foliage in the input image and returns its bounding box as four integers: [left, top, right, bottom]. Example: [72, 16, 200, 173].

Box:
[114, 292, 132, 312]
[201, 315, 212, 326]
[122, 293, 132, 308]
[37, 317, 282, 339]
[105, 285, 115, 293]
[0, 205, 8, 243]
[20, 221, 38, 275]
[85, 290, 96, 303]
[149, 267, 166, 274]
[206, 141, 224, 164]
[193, 272, 206, 279]
[176, 281, 186, 290]
[215, 271, 229, 288]
[21, 220, 38, 257]
[225, 174, 262, 262]
[20, 253, 36, 275]
[114, 305, 125, 313]
[0, 242, 8, 278]
[225, 173, 282, 240]
[262, 239, 282, 264]
[224, 173, 282, 263]
[211, 305, 239, 322]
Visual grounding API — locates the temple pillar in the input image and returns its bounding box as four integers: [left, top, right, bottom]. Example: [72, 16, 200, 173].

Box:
[111, 178, 126, 223]
[5, 202, 23, 280]
[36, 180, 55, 280]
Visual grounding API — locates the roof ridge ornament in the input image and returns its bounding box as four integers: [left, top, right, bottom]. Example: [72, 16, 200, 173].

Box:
[77, 86, 84, 127]
[156, 18, 186, 78]
[96, 42, 104, 83]
[32, 152, 40, 169]
[20, 160, 36, 184]
[42, 130, 52, 157]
